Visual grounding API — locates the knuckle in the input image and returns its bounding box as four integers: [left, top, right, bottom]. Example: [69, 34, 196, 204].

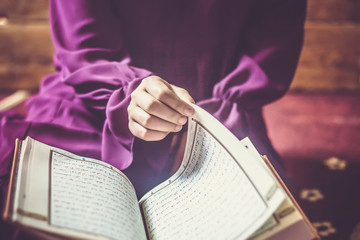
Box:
[141, 130, 152, 141]
[143, 100, 156, 112]
[142, 114, 152, 127]
[179, 88, 189, 95]
[130, 91, 137, 100]
[127, 105, 132, 114]
[144, 75, 158, 85]
[155, 89, 171, 101]
[138, 130, 146, 140]
[135, 128, 147, 140]
[150, 75, 162, 81]
[129, 121, 149, 140]
[142, 77, 151, 85]
[155, 90, 165, 100]
[129, 121, 136, 135]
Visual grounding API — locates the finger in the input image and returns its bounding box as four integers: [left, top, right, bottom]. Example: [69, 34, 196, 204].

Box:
[172, 85, 195, 104]
[130, 105, 183, 132]
[133, 91, 188, 126]
[129, 120, 169, 141]
[142, 78, 194, 117]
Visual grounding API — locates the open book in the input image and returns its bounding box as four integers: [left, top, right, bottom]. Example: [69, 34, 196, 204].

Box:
[3, 105, 319, 240]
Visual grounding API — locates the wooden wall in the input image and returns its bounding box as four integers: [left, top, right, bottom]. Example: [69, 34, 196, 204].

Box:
[292, 0, 360, 92]
[0, 0, 359, 92]
[0, 0, 52, 90]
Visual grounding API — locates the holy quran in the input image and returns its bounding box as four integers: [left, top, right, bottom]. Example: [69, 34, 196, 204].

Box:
[3, 105, 319, 240]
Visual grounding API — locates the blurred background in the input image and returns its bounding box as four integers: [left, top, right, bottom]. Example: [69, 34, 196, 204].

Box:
[0, 0, 359, 239]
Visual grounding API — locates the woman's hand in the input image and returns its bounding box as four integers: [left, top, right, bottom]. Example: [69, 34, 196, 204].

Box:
[128, 75, 195, 141]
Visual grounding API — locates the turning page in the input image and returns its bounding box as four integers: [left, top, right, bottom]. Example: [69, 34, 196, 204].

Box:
[139, 105, 286, 240]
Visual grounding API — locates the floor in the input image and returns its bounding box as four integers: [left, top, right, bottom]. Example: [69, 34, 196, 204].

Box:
[264, 93, 360, 240]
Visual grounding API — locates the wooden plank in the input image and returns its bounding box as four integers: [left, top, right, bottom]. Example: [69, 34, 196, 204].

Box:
[0, 22, 359, 92]
[0, 23, 53, 90]
[290, 23, 360, 91]
[1, 0, 359, 22]
[0, 0, 48, 20]
[307, 0, 360, 22]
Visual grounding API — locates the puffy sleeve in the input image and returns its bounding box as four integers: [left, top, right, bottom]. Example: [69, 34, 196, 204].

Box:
[50, 0, 151, 169]
[197, 0, 306, 154]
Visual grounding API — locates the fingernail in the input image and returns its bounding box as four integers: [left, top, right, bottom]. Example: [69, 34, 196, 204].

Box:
[184, 107, 194, 116]
[178, 117, 187, 125]
[175, 125, 182, 131]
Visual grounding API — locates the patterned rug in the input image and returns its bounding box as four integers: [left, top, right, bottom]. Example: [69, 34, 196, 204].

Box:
[264, 93, 360, 240]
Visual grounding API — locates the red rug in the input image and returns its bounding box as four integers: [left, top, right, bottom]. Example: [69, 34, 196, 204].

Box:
[264, 93, 360, 240]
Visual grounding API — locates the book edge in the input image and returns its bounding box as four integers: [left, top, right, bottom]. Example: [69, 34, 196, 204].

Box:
[262, 155, 321, 240]
[3, 138, 21, 221]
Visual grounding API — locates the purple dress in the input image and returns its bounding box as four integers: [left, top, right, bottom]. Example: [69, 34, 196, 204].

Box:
[0, 0, 305, 238]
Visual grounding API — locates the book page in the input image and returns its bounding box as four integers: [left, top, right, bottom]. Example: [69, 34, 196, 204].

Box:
[11, 137, 147, 240]
[250, 198, 315, 240]
[241, 138, 319, 240]
[140, 105, 285, 240]
[49, 151, 146, 240]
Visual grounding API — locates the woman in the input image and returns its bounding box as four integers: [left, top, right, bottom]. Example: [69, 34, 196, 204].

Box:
[0, 0, 306, 238]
